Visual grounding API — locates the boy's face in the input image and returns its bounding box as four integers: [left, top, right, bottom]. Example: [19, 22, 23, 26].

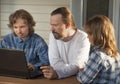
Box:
[13, 18, 29, 40]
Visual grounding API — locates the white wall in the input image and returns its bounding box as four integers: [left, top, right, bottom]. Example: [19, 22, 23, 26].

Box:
[0, 0, 70, 43]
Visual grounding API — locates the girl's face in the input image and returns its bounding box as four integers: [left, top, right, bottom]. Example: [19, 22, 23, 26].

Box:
[87, 34, 94, 45]
[84, 27, 94, 45]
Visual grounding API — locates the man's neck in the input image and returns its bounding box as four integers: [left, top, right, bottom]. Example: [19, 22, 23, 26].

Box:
[62, 28, 77, 42]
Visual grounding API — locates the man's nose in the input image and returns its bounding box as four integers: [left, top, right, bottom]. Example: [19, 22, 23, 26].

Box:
[17, 28, 22, 33]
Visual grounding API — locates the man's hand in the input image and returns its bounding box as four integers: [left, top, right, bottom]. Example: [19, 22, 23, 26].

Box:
[40, 66, 58, 79]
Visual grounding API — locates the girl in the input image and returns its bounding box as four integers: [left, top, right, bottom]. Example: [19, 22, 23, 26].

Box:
[77, 15, 120, 84]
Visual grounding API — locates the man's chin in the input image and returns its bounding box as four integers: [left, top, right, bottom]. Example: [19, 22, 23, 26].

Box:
[54, 37, 60, 40]
[53, 33, 62, 40]
[53, 35, 61, 40]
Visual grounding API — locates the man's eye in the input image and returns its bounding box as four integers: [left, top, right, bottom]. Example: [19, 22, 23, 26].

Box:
[13, 26, 17, 29]
[54, 24, 58, 27]
[21, 26, 26, 28]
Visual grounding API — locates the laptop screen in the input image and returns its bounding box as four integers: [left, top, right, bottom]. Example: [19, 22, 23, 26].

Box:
[0, 48, 31, 79]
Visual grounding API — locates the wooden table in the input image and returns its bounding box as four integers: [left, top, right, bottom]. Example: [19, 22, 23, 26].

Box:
[0, 76, 80, 84]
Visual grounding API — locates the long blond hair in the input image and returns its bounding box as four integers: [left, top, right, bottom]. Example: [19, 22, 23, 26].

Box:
[84, 15, 118, 57]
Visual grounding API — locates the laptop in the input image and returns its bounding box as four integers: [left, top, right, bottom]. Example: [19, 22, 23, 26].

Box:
[0, 48, 35, 79]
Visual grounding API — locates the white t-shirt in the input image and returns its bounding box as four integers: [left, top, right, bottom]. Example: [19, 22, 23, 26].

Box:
[48, 29, 90, 78]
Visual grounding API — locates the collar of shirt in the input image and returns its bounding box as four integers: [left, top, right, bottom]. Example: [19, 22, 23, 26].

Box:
[14, 35, 30, 43]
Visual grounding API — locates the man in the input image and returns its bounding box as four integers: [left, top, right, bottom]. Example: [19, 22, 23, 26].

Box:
[40, 7, 90, 79]
[0, 9, 49, 77]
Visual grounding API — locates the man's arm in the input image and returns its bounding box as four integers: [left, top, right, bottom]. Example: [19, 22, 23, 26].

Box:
[48, 33, 79, 78]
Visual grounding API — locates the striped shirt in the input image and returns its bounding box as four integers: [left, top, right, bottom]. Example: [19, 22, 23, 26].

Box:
[77, 46, 120, 84]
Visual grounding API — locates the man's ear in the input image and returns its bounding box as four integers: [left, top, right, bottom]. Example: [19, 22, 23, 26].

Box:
[66, 22, 70, 28]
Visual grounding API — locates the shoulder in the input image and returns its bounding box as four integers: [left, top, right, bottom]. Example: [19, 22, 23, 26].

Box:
[90, 47, 103, 58]
[2, 33, 14, 40]
[31, 33, 46, 43]
[77, 29, 88, 37]
[90, 47, 109, 63]
[74, 29, 88, 41]
[73, 29, 89, 44]
[91, 47, 103, 56]
[31, 33, 43, 40]
[90, 49, 101, 58]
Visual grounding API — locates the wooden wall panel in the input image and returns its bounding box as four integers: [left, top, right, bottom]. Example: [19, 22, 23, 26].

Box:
[0, 0, 70, 43]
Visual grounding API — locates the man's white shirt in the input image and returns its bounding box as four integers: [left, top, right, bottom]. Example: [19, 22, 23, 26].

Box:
[48, 29, 90, 78]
